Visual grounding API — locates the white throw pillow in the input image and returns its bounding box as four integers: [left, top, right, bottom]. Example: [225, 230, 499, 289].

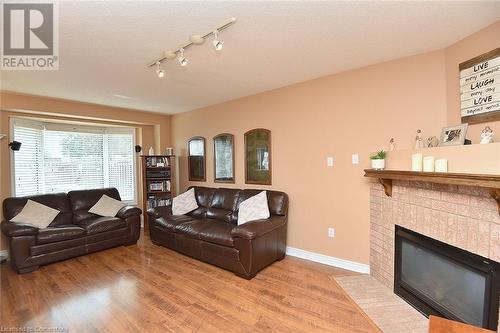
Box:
[172, 188, 198, 215]
[10, 200, 60, 229]
[89, 195, 126, 217]
[237, 191, 270, 225]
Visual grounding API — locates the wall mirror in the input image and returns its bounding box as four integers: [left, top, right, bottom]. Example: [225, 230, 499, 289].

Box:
[188, 136, 206, 181]
[245, 129, 271, 185]
[213, 134, 235, 183]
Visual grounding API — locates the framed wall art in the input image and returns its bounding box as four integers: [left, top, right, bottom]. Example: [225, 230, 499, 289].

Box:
[213, 133, 235, 183]
[459, 48, 500, 124]
[188, 136, 206, 181]
[244, 129, 271, 185]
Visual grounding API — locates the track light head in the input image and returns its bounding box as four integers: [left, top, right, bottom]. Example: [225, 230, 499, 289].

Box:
[156, 62, 165, 78]
[178, 48, 188, 67]
[212, 30, 223, 51]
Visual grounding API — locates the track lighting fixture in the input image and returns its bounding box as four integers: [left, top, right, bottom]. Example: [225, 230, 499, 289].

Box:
[212, 30, 223, 51]
[177, 48, 188, 67]
[156, 62, 165, 78]
[147, 17, 236, 77]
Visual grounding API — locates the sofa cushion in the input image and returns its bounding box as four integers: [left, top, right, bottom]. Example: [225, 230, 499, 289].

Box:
[3, 192, 73, 227]
[206, 188, 240, 223]
[237, 191, 270, 225]
[238, 189, 288, 216]
[155, 215, 197, 232]
[10, 200, 60, 229]
[37, 225, 86, 244]
[68, 188, 121, 223]
[89, 195, 126, 217]
[172, 188, 198, 215]
[174, 220, 211, 239]
[78, 216, 126, 235]
[198, 220, 235, 247]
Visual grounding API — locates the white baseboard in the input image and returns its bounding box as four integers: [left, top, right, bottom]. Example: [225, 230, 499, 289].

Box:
[286, 246, 370, 274]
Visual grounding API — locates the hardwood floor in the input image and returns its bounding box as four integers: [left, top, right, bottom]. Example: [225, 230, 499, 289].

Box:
[1, 230, 381, 333]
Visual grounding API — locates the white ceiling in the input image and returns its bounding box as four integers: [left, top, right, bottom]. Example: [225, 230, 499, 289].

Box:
[1, 1, 499, 114]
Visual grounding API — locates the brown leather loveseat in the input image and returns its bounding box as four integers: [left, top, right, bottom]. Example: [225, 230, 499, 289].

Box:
[1, 188, 142, 273]
[147, 186, 289, 279]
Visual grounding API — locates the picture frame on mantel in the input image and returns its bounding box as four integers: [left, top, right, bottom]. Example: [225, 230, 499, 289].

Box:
[459, 47, 500, 125]
[439, 123, 468, 146]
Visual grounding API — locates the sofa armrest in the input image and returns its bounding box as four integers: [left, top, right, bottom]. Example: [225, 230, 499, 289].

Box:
[116, 206, 142, 219]
[1, 220, 39, 237]
[147, 205, 173, 219]
[231, 216, 286, 240]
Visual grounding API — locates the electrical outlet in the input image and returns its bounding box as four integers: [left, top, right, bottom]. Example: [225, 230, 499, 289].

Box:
[327, 157, 334, 167]
[328, 227, 335, 238]
[352, 154, 359, 164]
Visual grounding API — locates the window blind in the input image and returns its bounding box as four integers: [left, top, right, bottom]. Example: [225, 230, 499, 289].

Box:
[12, 119, 136, 202]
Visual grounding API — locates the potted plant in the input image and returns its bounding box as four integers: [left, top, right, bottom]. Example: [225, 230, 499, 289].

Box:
[370, 150, 386, 170]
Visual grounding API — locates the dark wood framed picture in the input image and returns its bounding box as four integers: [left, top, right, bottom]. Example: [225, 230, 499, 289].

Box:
[188, 136, 206, 181]
[213, 133, 235, 183]
[459, 48, 500, 125]
[244, 129, 271, 185]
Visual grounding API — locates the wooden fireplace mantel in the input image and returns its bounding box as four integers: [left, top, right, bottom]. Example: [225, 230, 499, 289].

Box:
[364, 169, 500, 214]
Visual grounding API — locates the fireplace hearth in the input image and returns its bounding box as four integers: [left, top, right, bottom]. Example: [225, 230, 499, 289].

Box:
[395, 226, 500, 330]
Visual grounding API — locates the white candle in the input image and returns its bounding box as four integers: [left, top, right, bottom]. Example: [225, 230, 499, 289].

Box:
[435, 159, 448, 173]
[423, 156, 435, 172]
[411, 153, 423, 171]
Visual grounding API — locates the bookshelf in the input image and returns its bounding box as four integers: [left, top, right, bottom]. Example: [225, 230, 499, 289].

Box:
[141, 155, 175, 229]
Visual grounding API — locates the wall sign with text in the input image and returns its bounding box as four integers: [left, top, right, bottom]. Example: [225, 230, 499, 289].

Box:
[459, 48, 500, 124]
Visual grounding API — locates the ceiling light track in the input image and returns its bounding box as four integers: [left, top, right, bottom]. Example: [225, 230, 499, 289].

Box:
[148, 17, 236, 73]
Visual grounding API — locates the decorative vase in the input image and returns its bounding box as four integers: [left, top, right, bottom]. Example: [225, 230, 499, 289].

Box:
[371, 159, 385, 170]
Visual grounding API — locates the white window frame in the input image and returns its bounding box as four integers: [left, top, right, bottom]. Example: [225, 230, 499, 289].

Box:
[10, 117, 138, 205]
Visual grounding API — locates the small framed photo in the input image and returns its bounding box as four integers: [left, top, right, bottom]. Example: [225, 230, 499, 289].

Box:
[439, 124, 468, 146]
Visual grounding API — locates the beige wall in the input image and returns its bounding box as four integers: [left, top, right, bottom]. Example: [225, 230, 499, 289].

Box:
[172, 22, 499, 265]
[0, 91, 172, 250]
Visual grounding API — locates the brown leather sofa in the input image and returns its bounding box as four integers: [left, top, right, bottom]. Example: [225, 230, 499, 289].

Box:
[147, 186, 288, 279]
[1, 188, 141, 273]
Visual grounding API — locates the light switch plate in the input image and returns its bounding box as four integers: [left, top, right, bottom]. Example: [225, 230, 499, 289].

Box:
[327, 157, 334, 167]
[352, 154, 359, 164]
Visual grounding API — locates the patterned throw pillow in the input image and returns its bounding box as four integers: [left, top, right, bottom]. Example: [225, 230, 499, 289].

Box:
[237, 191, 270, 225]
[10, 200, 60, 229]
[172, 188, 199, 215]
[89, 195, 127, 217]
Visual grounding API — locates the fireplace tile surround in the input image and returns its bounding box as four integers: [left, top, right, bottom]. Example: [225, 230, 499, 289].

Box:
[369, 179, 500, 331]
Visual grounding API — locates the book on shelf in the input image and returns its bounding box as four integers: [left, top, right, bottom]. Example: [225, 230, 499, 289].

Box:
[145, 156, 170, 168]
[148, 180, 171, 192]
[146, 196, 171, 209]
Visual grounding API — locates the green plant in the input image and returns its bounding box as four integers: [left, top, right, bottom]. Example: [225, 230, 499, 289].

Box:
[370, 150, 386, 160]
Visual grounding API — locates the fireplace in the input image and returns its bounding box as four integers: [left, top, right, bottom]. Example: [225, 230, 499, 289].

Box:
[395, 225, 500, 330]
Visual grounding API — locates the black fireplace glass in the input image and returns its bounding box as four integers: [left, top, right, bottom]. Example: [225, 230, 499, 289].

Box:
[401, 239, 486, 327]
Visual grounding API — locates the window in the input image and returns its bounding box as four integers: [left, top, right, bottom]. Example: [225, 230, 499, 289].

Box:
[12, 119, 136, 202]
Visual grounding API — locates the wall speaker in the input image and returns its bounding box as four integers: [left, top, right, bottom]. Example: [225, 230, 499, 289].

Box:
[9, 141, 22, 151]
[135, 145, 142, 153]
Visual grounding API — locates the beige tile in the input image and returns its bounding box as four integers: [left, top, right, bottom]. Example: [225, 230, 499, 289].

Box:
[467, 218, 479, 254]
[441, 191, 470, 205]
[477, 220, 490, 258]
[432, 200, 458, 214]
